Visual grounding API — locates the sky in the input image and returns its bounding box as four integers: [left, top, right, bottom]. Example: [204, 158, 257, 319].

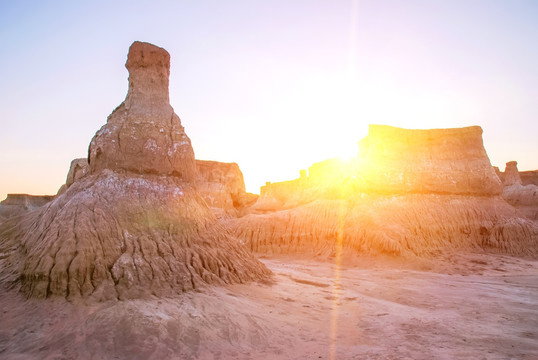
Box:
[1, 0, 537, 199]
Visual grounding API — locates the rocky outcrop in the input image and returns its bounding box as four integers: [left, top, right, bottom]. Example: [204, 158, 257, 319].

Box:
[195, 160, 257, 216]
[57, 158, 90, 195]
[254, 126, 502, 213]
[500, 161, 538, 222]
[0, 41, 270, 301]
[253, 170, 308, 212]
[230, 125, 538, 258]
[253, 158, 359, 212]
[88, 42, 196, 181]
[495, 165, 538, 186]
[520, 170, 538, 187]
[503, 161, 522, 186]
[0, 194, 54, 220]
[356, 125, 502, 195]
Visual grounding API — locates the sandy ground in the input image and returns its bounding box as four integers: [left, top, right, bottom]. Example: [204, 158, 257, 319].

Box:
[0, 253, 537, 359]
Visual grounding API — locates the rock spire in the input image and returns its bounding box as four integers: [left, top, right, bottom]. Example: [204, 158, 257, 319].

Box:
[88, 41, 196, 181]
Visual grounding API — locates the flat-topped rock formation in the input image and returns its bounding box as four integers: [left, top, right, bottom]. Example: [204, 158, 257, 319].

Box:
[0, 41, 270, 301]
[520, 170, 538, 187]
[356, 125, 502, 195]
[0, 194, 55, 220]
[231, 125, 538, 258]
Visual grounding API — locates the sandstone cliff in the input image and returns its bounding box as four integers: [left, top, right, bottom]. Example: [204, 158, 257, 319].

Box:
[230, 125, 538, 258]
[0, 41, 270, 301]
[356, 125, 502, 195]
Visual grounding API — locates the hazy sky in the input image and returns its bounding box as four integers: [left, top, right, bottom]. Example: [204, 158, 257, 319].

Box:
[1, 0, 537, 199]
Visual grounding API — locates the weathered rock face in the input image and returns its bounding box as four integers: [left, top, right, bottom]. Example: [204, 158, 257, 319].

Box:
[88, 42, 196, 181]
[503, 161, 522, 186]
[253, 125, 502, 212]
[520, 170, 538, 187]
[501, 162, 538, 222]
[195, 160, 257, 216]
[1, 172, 269, 300]
[356, 125, 502, 195]
[0, 41, 270, 301]
[57, 158, 90, 195]
[230, 125, 538, 259]
[253, 172, 308, 212]
[0, 194, 54, 220]
[495, 165, 538, 186]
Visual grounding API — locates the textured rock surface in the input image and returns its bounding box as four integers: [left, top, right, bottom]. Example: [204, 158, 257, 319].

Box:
[0, 41, 270, 300]
[57, 158, 90, 195]
[520, 170, 538, 187]
[230, 126, 538, 259]
[356, 125, 502, 195]
[195, 160, 256, 216]
[88, 42, 196, 181]
[495, 165, 538, 186]
[0, 194, 54, 220]
[501, 162, 538, 222]
[231, 195, 538, 258]
[0, 172, 269, 300]
[255, 125, 502, 212]
[503, 161, 522, 186]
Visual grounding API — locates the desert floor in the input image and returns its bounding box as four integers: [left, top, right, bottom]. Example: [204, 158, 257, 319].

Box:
[1, 253, 537, 359]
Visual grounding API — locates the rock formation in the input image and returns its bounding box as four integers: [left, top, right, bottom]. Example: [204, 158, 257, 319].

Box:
[88, 43, 196, 181]
[0, 41, 270, 301]
[195, 160, 257, 216]
[503, 161, 522, 186]
[356, 125, 502, 195]
[495, 165, 538, 187]
[252, 159, 356, 212]
[253, 170, 308, 212]
[500, 161, 538, 222]
[0, 194, 54, 220]
[57, 158, 90, 195]
[520, 170, 538, 187]
[230, 125, 538, 258]
[493, 166, 504, 182]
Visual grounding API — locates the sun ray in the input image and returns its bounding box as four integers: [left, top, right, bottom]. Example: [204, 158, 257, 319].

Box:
[329, 187, 347, 359]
